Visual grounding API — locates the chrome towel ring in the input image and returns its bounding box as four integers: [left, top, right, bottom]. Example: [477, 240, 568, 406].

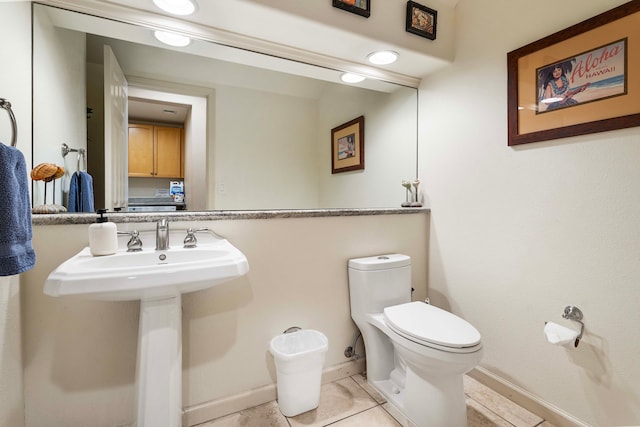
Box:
[0, 98, 17, 147]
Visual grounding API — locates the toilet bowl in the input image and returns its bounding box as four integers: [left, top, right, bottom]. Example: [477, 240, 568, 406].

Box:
[348, 254, 482, 427]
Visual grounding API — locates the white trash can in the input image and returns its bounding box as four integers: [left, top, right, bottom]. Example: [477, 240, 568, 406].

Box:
[269, 329, 328, 417]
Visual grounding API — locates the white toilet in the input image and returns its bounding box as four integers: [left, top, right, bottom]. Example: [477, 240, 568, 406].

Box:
[348, 254, 482, 427]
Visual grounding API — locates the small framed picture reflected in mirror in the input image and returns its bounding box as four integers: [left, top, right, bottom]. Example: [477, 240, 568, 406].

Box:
[332, 0, 370, 18]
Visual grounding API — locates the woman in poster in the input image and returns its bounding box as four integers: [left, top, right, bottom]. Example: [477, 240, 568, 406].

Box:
[538, 59, 588, 111]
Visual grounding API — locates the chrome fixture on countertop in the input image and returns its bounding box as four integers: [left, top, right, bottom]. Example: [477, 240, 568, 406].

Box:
[562, 305, 585, 348]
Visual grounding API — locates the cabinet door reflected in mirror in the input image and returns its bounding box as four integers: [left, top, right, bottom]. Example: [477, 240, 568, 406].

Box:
[128, 124, 183, 179]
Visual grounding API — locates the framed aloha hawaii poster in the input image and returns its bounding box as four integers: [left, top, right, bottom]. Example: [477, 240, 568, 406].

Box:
[507, 1, 640, 146]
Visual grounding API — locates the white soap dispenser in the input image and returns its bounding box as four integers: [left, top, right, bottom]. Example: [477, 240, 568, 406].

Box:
[89, 209, 118, 256]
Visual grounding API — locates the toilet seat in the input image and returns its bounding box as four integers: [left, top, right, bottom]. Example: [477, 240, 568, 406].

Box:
[383, 302, 481, 351]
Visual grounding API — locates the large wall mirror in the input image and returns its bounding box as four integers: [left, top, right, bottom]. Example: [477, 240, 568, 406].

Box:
[32, 3, 418, 212]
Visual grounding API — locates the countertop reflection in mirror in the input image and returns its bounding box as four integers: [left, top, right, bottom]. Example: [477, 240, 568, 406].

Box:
[32, 3, 418, 214]
[31, 208, 430, 226]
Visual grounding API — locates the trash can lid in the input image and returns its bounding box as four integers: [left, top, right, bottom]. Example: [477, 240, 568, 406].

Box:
[270, 329, 328, 360]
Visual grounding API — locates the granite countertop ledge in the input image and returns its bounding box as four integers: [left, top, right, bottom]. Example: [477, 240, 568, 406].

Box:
[32, 207, 429, 225]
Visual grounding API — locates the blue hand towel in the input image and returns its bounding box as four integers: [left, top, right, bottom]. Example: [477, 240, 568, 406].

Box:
[0, 143, 36, 276]
[68, 171, 95, 213]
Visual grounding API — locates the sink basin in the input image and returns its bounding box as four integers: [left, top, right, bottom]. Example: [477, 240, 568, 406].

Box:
[44, 229, 249, 301]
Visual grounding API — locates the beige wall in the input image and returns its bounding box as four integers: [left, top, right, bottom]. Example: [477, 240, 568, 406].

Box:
[21, 214, 428, 426]
[0, 276, 24, 427]
[7, 0, 640, 426]
[0, 2, 31, 427]
[0, 1, 31, 165]
[420, 0, 640, 425]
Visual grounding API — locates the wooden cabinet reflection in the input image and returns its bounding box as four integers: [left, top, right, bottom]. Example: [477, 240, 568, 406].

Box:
[128, 123, 183, 178]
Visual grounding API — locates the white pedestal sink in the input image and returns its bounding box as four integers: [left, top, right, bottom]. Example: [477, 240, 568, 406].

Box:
[44, 227, 249, 427]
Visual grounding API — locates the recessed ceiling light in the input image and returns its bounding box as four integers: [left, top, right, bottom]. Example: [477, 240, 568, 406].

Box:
[154, 31, 191, 47]
[367, 50, 399, 65]
[153, 0, 197, 16]
[340, 73, 366, 83]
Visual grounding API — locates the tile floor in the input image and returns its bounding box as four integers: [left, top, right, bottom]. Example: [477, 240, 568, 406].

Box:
[197, 374, 556, 427]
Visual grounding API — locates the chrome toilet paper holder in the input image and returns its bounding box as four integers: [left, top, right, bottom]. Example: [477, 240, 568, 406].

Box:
[562, 305, 584, 348]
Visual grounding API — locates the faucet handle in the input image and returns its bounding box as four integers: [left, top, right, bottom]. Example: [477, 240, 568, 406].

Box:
[184, 228, 197, 248]
[127, 230, 143, 252]
[183, 228, 209, 248]
[117, 230, 143, 252]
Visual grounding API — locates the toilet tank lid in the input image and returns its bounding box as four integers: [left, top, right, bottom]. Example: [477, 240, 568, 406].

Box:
[348, 254, 410, 271]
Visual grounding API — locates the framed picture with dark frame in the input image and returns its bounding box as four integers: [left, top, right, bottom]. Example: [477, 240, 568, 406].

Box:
[332, 0, 370, 18]
[507, 1, 640, 146]
[406, 1, 437, 40]
[331, 116, 365, 174]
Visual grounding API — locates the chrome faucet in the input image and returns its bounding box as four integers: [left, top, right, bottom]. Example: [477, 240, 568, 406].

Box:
[156, 218, 170, 250]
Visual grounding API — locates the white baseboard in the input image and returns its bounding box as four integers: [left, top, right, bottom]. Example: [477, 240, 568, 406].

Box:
[182, 358, 365, 426]
[468, 367, 590, 427]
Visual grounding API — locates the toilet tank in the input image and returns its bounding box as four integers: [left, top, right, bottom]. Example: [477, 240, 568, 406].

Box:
[348, 254, 412, 317]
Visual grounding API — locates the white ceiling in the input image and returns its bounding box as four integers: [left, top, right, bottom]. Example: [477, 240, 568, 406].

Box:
[90, 0, 457, 79]
[46, 0, 459, 122]
[128, 98, 189, 124]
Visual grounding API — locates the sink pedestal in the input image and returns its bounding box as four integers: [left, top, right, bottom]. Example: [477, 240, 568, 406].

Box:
[43, 229, 250, 427]
[136, 295, 182, 427]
